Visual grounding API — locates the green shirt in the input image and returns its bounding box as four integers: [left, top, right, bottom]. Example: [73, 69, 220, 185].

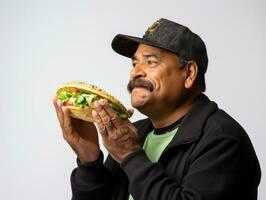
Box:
[128, 128, 178, 200]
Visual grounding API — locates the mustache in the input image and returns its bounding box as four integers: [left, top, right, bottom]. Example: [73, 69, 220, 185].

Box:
[127, 78, 154, 93]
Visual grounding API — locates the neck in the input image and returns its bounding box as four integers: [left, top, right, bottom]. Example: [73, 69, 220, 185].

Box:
[150, 93, 200, 129]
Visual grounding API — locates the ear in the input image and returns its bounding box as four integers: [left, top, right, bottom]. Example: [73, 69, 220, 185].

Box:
[184, 61, 198, 89]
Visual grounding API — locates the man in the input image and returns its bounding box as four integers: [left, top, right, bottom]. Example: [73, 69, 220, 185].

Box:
[53, 18, 261, 200]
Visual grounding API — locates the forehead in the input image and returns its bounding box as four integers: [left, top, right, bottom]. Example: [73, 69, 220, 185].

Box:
[133, 44, 181, 71]
[133, 44, 170, 58]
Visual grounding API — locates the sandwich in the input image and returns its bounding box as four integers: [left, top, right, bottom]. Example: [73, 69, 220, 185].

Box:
[56, 81, 133, 122]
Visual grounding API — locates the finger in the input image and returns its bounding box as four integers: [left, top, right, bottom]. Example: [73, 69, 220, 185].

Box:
[52, 96, 65, 127]
[110, 126, 128, 141]
[62, 106, 74, 138]
[52, 96, 60, 116]
[94, 101, 115, 132]
[99, 100, 122, 128]
[92, 109, 108, 137]
[117, 133, 130, 143]
[52, 95, 58, 106]
[56, 99, 65, 125]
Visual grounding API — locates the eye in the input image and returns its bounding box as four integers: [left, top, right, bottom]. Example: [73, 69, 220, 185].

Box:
[147, 60, 158, 67]
[132, 62, 137, 67]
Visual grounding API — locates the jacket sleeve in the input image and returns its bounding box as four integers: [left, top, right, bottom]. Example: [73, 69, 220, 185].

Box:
[71, 151, 114, 200]
[120, 126, 261, 200]
[70, 118, 150, 200]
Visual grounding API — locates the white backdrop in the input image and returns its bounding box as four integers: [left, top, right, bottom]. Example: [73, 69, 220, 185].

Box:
[0, 0, 265, 199]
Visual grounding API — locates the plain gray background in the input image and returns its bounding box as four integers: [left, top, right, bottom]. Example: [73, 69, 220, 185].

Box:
[0, 0, 265, 199]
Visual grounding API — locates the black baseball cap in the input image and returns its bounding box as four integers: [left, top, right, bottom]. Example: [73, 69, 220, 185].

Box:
[111, 18, 208, 73]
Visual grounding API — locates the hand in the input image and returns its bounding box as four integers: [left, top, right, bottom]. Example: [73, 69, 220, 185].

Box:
[92, 100, 141, 163]
[52, 96, 100, 164]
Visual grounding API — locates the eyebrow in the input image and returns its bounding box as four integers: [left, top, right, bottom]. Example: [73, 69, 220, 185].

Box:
[132, 54, 160, 62]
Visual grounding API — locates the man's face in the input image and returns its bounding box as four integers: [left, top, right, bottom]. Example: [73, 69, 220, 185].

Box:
[128, 44, 187, 117]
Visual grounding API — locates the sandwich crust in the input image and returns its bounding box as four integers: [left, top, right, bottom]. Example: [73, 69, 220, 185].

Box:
[66, 106, 94, 122]
[56, 81, 133, 122]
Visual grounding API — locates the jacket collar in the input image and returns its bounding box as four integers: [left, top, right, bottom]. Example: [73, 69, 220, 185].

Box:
[136, 93, 218, 147]
[168, 93, 218, 147]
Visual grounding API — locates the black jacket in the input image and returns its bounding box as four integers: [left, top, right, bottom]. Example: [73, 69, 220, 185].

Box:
[71, 94, 261, 200]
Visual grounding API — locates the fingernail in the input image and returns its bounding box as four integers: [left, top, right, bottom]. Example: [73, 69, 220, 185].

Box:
[57, 99, 62, 107]
[62, 106, 66, 112]
[93, 101, 100, 108]
[92, 110, 97, 116]
[99, 99, 107, 103]
[99, 99, 107, 106]
[99, 101, 105, 106]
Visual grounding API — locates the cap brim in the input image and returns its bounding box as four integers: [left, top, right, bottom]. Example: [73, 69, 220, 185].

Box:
[111, 34, 181, 58]
[112, 34, 171, 58]
[111, 34, 145, 58]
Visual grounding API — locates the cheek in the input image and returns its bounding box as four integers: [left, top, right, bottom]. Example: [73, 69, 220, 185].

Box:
[153, 72, 175, 91]
[161, 73, 185, 96]
[148, 67, 184, 92]
[148, 70, 167, 90]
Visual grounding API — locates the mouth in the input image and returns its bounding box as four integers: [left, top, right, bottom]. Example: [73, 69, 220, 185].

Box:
[127, 79, 154, 93]
[132, 86, 152, 92]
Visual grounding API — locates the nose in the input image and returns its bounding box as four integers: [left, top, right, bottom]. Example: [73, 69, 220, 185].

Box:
[130, 63, 147, 80]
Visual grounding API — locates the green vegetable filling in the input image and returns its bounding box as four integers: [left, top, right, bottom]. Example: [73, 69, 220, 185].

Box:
[57, 90, 127, 119]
